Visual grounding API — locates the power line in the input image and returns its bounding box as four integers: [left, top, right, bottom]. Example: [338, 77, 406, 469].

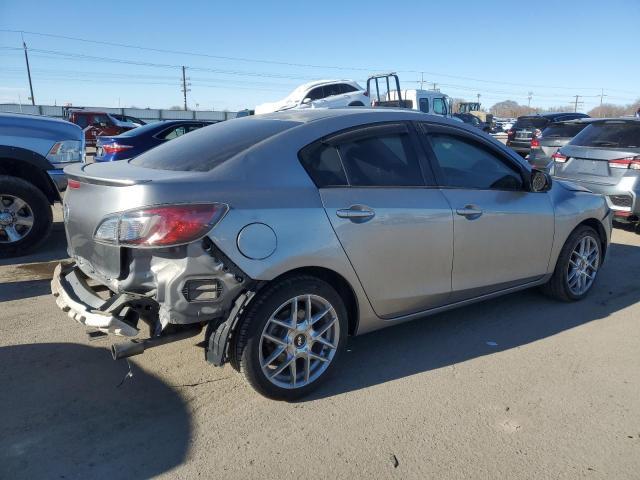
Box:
[1, 29, 636, 94]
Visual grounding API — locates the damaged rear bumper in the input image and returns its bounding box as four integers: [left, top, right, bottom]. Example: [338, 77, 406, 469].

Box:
[51, 262, 143, 337]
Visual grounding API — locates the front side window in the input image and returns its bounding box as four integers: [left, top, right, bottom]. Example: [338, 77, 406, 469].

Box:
[341, 83, 358, 93]
[336, 130, 423, 187]
[419, 98, 429, 113]
[433, 98, 447, 115]
[75, 115, 89, 128]
[92, 114, 110, 126]
[305, 87, 325, 102]
[428, 133, 523, 190]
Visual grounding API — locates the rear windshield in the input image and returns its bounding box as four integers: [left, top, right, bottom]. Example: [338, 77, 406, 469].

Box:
[541, 122, 588, 138]
[130, 118, 299, 171]
[570, 122, 640, 149]
[514, 117, 549, 129]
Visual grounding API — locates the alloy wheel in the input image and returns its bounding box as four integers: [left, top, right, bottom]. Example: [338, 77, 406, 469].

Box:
[259, 294, 340, 389]
[566, 235, 600, 296]
[0, 194, 34, 244]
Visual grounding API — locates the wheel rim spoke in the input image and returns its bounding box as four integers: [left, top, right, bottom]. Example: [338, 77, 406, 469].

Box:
[566, 235, 599, 295]
[7, 197, 26, 214]
[4, 226, 21, 242]
[259, 293, 339, 389]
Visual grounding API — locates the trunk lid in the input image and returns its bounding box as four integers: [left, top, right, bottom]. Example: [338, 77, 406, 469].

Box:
[62, 162, 213, 281]
[553, 145, 640, 186]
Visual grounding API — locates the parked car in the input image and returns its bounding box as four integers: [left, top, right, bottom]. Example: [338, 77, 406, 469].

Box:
[66, 110, 137, 147]
[95, 120, 217, 162]
[0, 112, 84, 256]
[552, 118, 640, 225]
[255, 80, 369, 114]
[453, 112, 492, 132]
[52, 108, 611, 399]
[528, 119, 596, 171]
[507, 113, 590, 156]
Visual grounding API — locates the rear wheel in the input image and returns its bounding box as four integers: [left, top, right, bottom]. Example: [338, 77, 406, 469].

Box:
[542, 225, 602, 301]
[0, 175, 52, 258]
[233, 275, 347, 400]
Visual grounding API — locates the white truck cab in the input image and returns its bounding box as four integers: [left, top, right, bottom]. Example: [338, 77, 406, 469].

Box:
[384, 89, 451, 117]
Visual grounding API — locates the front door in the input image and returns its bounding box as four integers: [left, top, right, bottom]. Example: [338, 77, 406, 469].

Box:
[420, 125, 555, 300]
[300, 122, 454, 318]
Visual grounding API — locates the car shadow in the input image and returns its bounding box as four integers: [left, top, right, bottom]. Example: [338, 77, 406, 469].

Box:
[0, 279, 52, 302]
[0, 343, 191, 479]
[306, 241, 640, 401]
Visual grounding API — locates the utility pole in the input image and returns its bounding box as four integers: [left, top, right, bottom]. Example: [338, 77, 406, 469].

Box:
[432, 82, 438, 91]
[527, 91, 533, 109]
[573, 95, 583, 113]
[476, 93, 481, 106]
[420, 72, 424, 89]
[598, 89, 607, 117]
[181, 66, 190, 111]
[22, 41, 35, 106]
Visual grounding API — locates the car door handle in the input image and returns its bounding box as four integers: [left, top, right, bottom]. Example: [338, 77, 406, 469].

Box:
[336, 206, 375, 221]
[456, 205, 483, 218]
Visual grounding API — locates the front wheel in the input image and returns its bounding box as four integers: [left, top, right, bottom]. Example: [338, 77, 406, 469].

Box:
[542, 225, 602, 301]
[233, 276, 348, 400]
[0, 175, 53, 258]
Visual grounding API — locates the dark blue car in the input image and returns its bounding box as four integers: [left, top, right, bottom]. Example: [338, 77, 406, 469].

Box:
[95, 120, 218, 162]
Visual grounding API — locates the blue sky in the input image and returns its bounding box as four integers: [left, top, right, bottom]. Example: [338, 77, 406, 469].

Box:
[1, 0, 638, 112]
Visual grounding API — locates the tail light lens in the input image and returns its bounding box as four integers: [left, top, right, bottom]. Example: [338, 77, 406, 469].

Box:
[507, 129, 514, 139]
[94, 204, 228, 247]
[363, 91, 369, 97]
[552, 152, 568, 163]
[102, 143, 133, 154]
[608, 156, 640, 170]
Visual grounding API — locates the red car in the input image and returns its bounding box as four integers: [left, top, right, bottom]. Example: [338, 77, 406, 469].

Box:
[66, 110, 139, 147]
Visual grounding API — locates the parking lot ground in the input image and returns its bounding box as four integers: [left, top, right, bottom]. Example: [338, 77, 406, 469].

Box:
[1, 224, 640, 479]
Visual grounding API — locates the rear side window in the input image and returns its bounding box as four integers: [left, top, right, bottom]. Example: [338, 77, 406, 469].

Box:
[514, 117, 549, 129]
[336, 129, 423, 187]
[74, 115, 89, 129]
[419, 98, 429, 113]
[299, 143, 348, 187]
[570, 122, 640, 148]
[542, 123, 588, 138]
[130, 119, 299, 171]
[322, 84, 342, 97]
[341, 84, 358, 93]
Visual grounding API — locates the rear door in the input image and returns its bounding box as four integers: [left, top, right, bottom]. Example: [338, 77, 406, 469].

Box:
[418, 123, 555, 300]
[301, 122, 454, 318]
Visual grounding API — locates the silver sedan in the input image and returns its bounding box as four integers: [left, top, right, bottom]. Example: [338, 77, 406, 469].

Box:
[52, 108, 612, 399]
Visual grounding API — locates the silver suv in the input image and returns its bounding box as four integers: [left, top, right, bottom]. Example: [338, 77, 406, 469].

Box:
[52, 109, 611, 399]
[553, 118, 640, 226]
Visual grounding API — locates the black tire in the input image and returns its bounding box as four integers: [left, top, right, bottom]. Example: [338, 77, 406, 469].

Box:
[0, 175, 53, 258]
[541, 225, 602, 302]
[232, 275, 348, 400]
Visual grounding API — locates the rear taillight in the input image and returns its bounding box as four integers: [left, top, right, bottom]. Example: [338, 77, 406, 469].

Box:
[608, 156, 640, 170]
[67, 179, 81, 189]
[363, 91, 369, 97]
[507, 129, 514, 139]
[94, 203, 228, 247]
[102, 143, 133, 154]
[530, 138, 540, 148]
[552, 152, 568, 163]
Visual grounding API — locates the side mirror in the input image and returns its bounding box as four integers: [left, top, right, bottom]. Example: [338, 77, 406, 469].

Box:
[529, 169, 552, 192]
[301, 97, 312, 105]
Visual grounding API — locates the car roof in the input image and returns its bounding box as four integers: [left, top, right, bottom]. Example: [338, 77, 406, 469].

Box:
[293, 79, 359, 90]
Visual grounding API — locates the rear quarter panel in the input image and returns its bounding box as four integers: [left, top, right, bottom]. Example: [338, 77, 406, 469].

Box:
[547, 182, 611, 272]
